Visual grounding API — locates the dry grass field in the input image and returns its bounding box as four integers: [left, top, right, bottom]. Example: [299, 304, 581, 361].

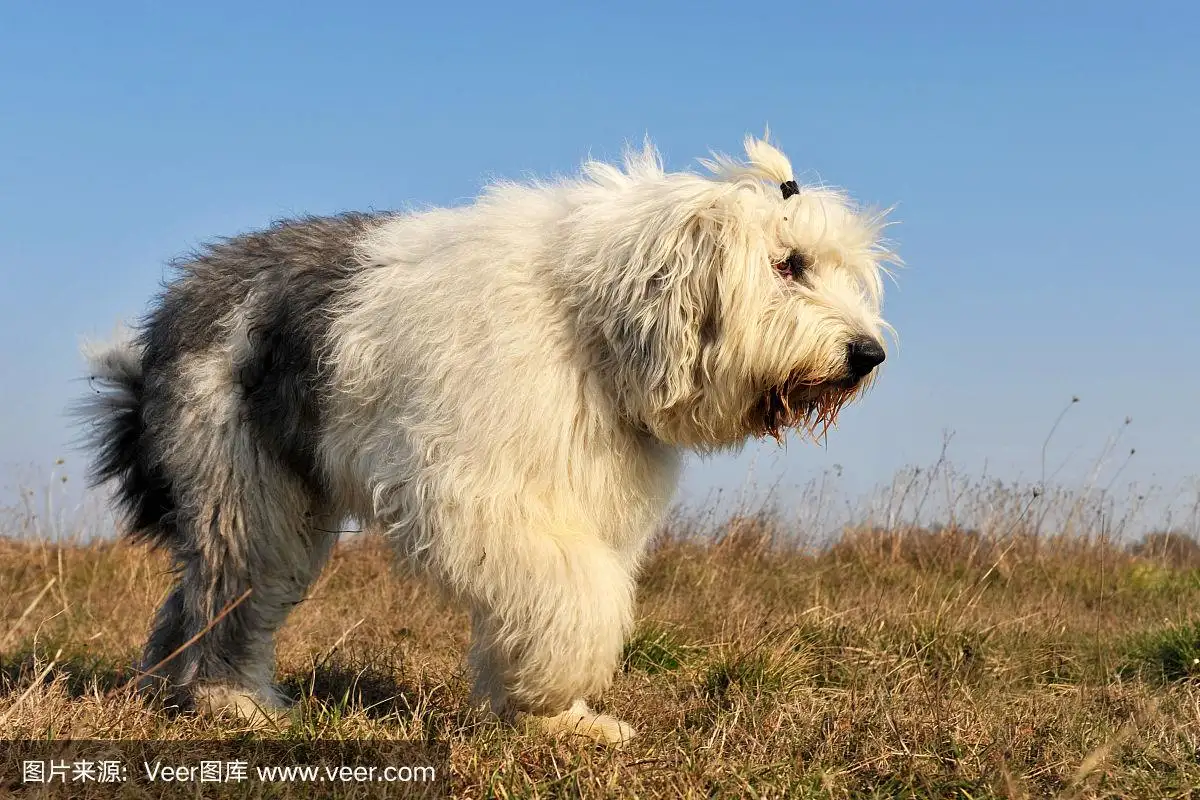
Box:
[3, 469, 1200, 798]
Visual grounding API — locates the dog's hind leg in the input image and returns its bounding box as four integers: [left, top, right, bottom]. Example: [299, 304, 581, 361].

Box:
[144, 353, 338, 724]
[162, 490, 337, 724]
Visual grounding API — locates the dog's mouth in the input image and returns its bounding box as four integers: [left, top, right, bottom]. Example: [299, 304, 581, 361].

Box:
[752, 374, 863, 443]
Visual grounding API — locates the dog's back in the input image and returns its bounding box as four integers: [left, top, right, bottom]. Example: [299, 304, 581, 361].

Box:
[82, 212, 387, 546]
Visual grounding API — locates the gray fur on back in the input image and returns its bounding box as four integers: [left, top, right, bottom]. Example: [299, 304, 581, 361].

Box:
[137, 212, 388, 511]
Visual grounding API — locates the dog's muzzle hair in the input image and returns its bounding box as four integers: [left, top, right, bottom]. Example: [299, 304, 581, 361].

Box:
[76, 134, 896, 744]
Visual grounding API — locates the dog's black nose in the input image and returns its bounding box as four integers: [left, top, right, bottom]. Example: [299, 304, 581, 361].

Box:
[846, 337, 886, 379]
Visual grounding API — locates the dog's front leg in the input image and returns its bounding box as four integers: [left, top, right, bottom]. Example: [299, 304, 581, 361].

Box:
[462, 532, 637, 746]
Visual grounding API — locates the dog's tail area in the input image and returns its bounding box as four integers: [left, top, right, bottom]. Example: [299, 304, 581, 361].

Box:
[76, 329, 177, 548]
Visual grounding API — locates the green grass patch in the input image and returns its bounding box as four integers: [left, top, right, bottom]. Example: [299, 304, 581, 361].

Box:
[622, 622, 695, 674]
[1120, 620, 1200, 683]
[700, 645, 805, 704]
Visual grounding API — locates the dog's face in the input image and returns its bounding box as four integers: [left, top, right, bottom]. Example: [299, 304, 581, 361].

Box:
[701, 158, 894, 447]
[568, 137, 895, 449]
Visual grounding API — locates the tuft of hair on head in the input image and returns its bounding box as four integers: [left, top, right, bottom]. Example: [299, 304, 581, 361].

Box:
[741, 134, 794, 185]
[699, 130, 795, 189]
[579, 135, 667, 191]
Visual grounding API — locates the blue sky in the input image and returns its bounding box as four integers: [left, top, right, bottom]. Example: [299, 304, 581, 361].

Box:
[1, 2, 1197, 530]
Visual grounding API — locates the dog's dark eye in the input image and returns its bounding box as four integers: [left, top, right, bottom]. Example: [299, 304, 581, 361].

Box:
[774, 251, 811, 281]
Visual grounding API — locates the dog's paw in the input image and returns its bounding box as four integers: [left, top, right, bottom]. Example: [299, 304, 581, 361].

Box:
[193, 684, 291, 727]
[522, 699, 635, 746]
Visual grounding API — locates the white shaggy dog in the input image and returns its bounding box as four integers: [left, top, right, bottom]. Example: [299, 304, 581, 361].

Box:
[78, 135, 895, 745]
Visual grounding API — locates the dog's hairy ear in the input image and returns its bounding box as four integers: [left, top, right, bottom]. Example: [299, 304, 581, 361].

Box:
[602, 195, 725, 432]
